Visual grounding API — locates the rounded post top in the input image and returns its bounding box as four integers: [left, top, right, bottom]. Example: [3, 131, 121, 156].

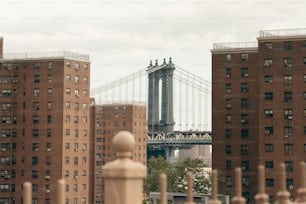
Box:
[113, 131, 135, 158]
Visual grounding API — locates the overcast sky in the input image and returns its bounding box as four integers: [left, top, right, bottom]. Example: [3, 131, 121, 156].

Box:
[1, 0, 306, 90]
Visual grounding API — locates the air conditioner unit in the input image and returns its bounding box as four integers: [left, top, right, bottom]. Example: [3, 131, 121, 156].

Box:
[45, 175, 50, 180]
[226, 74, 231, 78]
[241, 119, 246, 124]
[74, 175, 78, 179]
[286, 64, 292, 68]
[45, 189, 50, 193]
[265, 80, 272, 84]
[46, 148, 51, 152]
[288, 185, 294, 190]
[1, 148, 7, 151]
[264, 130, 270, 135]
[264, 62, 270, 67]
[225, 104, 232, 109]
[284, 134, 290, 138]
[226, 89, 231, 93]
[244, 73, 249, 77]
[287, 115, 293, 120]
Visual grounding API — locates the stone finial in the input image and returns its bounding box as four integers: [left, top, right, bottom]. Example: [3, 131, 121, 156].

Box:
[294, 162, 306, 203]
[113, 131, 135, 158]
[231, 168, 246, 204]
[149, 60, 153, 67]
[274, 163, 292, 204]
[57, 179, 66, 204]
[102, 131, 147, 204]
[208, 170, 221, 204]
[254, 165, 269, 204]
[155, 59, 158, 66]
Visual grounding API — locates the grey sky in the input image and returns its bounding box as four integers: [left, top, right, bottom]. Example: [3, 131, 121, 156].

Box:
[1, 0, 306, 89]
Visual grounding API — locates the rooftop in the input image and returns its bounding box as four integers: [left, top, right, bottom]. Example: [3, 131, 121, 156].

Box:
[3, 51, 90, 61]
[259, 28, 306, 38]
[212, 41, 258, 52]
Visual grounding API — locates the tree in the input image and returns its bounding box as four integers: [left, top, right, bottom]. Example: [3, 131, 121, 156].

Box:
[144, 157, 211, 196]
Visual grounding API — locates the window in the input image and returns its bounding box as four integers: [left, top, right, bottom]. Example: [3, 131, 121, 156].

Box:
[284, 75, 292, 85]
[67, 75, 71, 81]
[284, 109, 293, 120]
[266, 178, 274, 187]
[34, 62, 40, 69]
[241, 114, 248, 124]
[65, 157, 69, 164]
[264, 58, 272, 67]
[47, 115, 52, 124]
[241, 98, 249, 109]
[33, 115, 39, 124]
[265, 161, 274, 169]
[287, 179, 294, 190]
[226, 114, 232, 123]
[32, 157, 38, 165]
[283, 58, 292, 68]
[285, 161, 293, 172]
[33, 102, 40, 111]
[226, 160, 232, 170]
[226, 68, 231, 78]
[304, 75, 306, 83]
[264, 109, 273, 118]
[265, 144, 274, 152]
[226, 83, 231, 93]
[303, 57, 306, 64]
[48, 88, 52, 95]
[75, 63, 80, 71]
[265, 42, 272, 49]
[241, 129, 249, 139]
[284, 92, 292, 102]
[225, 129, 231, 139]
[47, 129, 52, 137]
[48, 61, 53, 69]
[66, 88, 71, 95]
[46, 156, 51, 165]
[75, 89, 79, 97]
[47, 102, 52, 109]
[32, 129, 39, 137]
[74, 157, 78, 165]
[225, 145, 231, 155]
[74, 129, 79, 137]
[75, 76, 79, 84]
[83, 90, 88, 97]
[225, 99, 231, 109]
[284, 41, 292, 50]
[66, 102, 70, 109]
[304, 144, 306, 152]
[32, 143, 39, 151]
[34, 75, 40, 83]
[241, 160, 249, 171]
[67, 60, 71, 67]
[83, 63, 88, 69]
[226, 54, 231, 61]
[241, 83, 249, 93]
[241, 145, 249, 155]
[48, 74, 52, 83]
[264, 92, 273, 100]
[66, 129, 70, 136]
[264, 75, 273, 84]
[33, 89, 40, 97]
[284, 144, 293, 154]
[225, 176, 232, 186]
[32, 170, 38, 179]
[241, 53, 248, 61]
[83, 76, 88, 83]
[2, 89, 12, 97]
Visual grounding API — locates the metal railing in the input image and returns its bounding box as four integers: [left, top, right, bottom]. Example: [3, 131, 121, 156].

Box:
[4, 51, 90, 61]
[212, 42, 258, 51]
[259, 28, 306, 38]
[20, 131, 306, 204]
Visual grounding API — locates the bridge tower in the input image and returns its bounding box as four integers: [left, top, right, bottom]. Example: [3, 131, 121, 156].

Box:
[147, 58, 175, 135]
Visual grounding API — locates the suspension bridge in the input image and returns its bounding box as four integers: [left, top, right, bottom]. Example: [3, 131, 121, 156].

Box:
[91, 58, 212, 161]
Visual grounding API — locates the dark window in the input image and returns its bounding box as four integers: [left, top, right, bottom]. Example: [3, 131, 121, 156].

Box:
[241, 129, 249, 139]
[266, 178, 274, 187]
[265, 161, 274, 169]
[265, 42, 272, 49]
[284, 92, 292, 102]
[241, 114, 249, 124]
[226, 160, 232, 170]
[241, 98, 249, 109]
[264, 75, 273, 84]
[284, 144, 293, 154]
[32, 170, 38, 179]
[226, 145, 231, 155]
[264, 109, 273, 118]
[241, 83, 249, 93]
[241, 68, 248, 77]
[284, 109, 293, 120]
[264, 92, 273, 100]
[284, 126, 293, 138]
[225, 99, 231, 109]
[225, 129, 232, 139]
[47, 115, 52, 124]
[286, 179, 294, 190]
[32, 157, 38, 165]
[241, 160, 249, 171]
[226, 83, 231, 94]
[241, 145, 249, 155]
[34, 75, 40, 83]
[284, 41, 292, 50]
[241, 53, 248, 61]
[265, 144, 274, 152]
[285, 161, 293, 172]
[226, 68, 231, 78]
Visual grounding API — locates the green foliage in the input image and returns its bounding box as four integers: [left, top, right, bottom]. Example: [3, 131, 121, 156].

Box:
[144, 156, 211, 196]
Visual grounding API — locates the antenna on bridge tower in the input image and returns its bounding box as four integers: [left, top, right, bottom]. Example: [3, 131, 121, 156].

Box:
[169, 57, 172, 64]
[163, 58, 166, 65]
[148, 60, 153, 67]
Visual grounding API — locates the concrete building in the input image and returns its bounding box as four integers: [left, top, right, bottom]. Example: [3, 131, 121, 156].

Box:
[90, 103, 147, 204]
[212, 28, 306, 203]
[0, 38, 91, 204]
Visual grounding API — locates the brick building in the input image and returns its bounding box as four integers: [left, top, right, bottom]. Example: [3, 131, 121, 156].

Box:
[0, 38, 91, 204]
[212, 28, 306, 203]
[90, 103, 147, 204]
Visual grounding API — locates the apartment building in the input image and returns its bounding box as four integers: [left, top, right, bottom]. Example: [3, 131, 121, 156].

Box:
[0, 38, 91, 204]
[212, 28, 306, 203]
[90, 103, 147, 204]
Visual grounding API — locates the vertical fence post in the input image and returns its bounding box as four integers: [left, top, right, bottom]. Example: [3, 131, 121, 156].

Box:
[102, 131, 147, 204]
[208, 169, 221, 204]
[57, 179, 66, 204]
[294, 162, 306, 203]
[23, 182, 32, 204]
[274, 163, 292, 204]
[160, 174, 167, 204]
[231, 167, 245, 204]
[185, 171, 194, 204]
[254, 165, 269, 204]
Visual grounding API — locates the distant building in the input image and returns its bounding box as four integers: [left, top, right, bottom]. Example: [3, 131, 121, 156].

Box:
[0, 38, 91, 203]
[178, 145, 212, 167]
[212, 28, 306, 203]
[90, 103, 147, 204]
